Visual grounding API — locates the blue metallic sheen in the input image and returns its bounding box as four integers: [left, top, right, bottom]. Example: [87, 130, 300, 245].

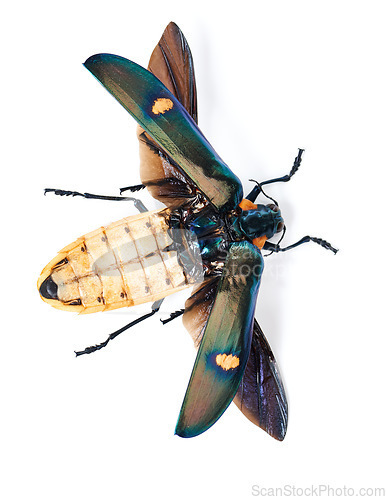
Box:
[238, 205, 283, 240]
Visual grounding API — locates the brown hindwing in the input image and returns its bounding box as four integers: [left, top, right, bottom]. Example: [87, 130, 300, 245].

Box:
[138, 22, 199, 208]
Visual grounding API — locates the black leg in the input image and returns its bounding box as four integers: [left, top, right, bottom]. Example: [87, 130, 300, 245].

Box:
[120, 184, 146, 194]
[246, 149, 305, 202]
[74, 299, 164, 356]
[44, 188, 148, 213]
[160, 309, 185, 325]
[263, 236, 338, 255]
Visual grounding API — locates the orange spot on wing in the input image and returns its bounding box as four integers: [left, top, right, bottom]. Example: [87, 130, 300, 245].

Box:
[238, 199, 257, 210]
[152, 98, 174, 115]
[216, 353, 240, 371]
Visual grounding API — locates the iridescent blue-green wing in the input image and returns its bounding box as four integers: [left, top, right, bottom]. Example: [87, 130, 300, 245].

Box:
[183, 273, 288, 440]
[138, 22, 199, 208]
[233, 319, 288, 441]
[176, 241, 263, 438]
[84, 53, 243, 212]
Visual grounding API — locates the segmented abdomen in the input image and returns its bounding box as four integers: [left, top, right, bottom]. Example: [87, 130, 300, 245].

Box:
[38, 209, 195, 314]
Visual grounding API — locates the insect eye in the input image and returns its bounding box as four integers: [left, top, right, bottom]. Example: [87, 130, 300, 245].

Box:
[267, 203, 280, 213]
[277, 221, 284, 232]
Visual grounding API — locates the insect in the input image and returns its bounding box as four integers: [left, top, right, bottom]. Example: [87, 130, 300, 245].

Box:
[38, 22, 337, 439]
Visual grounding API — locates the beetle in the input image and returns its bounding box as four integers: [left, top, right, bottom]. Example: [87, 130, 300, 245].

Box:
[38, 22, 337, 439]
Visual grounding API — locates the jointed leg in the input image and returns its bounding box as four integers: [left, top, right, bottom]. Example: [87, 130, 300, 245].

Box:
[246, 149, 305, 202]
[75, 299, 164, 356]
[45, 188, 148, 213]
[120, 184, 146, 194]
[160, 309, 185, 325]
[260, 148, 305, 188]
[264, 236, 338, 255]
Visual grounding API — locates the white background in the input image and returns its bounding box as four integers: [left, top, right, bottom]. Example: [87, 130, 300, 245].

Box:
[1, 1, 385, 498]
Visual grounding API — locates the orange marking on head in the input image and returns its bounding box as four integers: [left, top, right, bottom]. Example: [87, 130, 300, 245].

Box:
[252, 236, 267, 249]
[216, 353, 240, 371]
[238, 199, 257, 210]
[152, 98, 174, 115]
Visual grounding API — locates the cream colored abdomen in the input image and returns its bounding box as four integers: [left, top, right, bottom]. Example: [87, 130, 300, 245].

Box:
[38, 209, 193, 314]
